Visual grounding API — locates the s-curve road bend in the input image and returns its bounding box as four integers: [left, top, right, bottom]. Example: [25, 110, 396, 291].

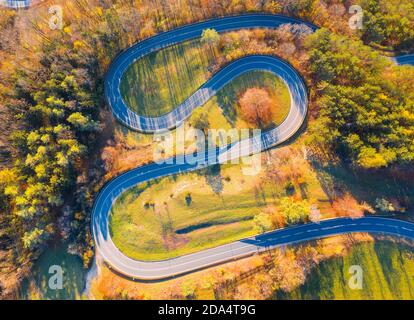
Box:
[93, 14, 414, 280]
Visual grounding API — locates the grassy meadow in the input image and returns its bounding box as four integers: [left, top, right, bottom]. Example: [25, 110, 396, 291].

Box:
[109, 152, 332, 261]
[120, 39, 217, 117]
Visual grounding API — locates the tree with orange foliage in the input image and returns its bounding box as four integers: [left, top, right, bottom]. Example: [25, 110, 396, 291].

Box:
[262, 205, 285, 229]
[332, 193, 374, 218]
[239, 88, 273, 128]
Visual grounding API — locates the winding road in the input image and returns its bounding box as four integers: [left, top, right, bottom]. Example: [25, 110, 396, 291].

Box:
[93, 14, 414, 280]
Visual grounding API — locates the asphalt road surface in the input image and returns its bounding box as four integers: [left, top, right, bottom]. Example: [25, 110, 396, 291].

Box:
[93, 14, 414, 280]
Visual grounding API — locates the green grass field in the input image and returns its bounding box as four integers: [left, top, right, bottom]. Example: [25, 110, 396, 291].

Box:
[120, 39, 216, 117]
[275, 241, 414, 300]
[110, 164, 278, 260]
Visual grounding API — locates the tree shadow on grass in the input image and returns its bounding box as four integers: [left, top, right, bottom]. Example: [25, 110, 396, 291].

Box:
[20, 243, 85, 300]
[374, 240, 414, 299]
[310, 160, 414, 211]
